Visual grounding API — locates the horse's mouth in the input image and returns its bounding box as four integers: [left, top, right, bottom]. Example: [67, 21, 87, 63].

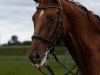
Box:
[29, 51, 50, 68]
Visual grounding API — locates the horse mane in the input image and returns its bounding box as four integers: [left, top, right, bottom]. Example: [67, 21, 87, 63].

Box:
[67, 0, 100, 23]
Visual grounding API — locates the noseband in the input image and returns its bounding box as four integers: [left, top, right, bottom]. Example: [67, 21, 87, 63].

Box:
[31, 0, 78, 75]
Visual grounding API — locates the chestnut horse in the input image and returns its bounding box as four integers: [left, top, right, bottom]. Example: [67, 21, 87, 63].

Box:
[28, 0, 100, 75]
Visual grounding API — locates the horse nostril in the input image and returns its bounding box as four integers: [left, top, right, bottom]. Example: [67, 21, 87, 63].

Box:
[33, 52, 40, 59]
[35, 53, 40, 59]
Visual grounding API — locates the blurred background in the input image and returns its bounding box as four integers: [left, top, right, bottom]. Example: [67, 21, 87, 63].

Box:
[0, 0, 100, 75]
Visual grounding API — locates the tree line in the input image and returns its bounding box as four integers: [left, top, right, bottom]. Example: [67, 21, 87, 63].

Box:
[2, 35, 31, 46]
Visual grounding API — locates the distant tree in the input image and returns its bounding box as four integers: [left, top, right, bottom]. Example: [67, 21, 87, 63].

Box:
[22, 41, 31, 45]
[7, 35, 22, 46]
[8, 40, 12, 46]
[14, 41, 22, 45]
[11, 35, 18, 43]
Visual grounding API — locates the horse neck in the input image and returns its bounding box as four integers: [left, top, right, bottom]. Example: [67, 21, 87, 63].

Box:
[62, 0, 100, 75]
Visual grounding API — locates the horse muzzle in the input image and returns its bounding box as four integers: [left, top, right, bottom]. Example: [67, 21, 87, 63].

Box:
[28, 50, 50, 68]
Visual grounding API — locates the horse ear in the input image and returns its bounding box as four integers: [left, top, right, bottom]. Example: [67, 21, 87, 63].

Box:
[34, 0, 39, 2]
[52, 0, 59, 4]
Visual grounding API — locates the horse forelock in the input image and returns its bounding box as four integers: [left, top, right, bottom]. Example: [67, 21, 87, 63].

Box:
[39, 0, 46, 4]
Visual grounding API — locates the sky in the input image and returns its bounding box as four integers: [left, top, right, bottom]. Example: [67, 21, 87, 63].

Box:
[0, 0, 100, 44]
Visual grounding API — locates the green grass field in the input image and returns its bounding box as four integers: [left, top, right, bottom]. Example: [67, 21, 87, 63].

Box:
[0, 46, 78, 75]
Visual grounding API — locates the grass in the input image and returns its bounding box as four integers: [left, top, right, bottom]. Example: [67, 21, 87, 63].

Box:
[0, 46, 78, 75]
[0, 46, 28, 56]
[0, 46, 66, 56]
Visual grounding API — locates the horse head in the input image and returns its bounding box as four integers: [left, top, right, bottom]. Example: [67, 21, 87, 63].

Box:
[28, 0, 64, 68]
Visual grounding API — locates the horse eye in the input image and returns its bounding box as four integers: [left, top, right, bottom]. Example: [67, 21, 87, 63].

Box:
[47, 16, 56, 23]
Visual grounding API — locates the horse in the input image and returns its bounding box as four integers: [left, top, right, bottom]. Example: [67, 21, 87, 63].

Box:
[28, 0, 100, 75]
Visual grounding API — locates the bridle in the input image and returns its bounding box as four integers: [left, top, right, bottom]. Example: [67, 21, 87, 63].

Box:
[31, 0, 78, 75]
[32, 1, 63, 54]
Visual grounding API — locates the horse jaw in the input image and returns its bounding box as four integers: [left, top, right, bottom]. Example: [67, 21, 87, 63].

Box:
[34, 50, 49, 68]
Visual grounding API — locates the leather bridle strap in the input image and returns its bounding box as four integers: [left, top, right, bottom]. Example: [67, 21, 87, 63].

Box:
[38, 68, 47, 75]
[38, 63, 54, 75]
[32, 35, 51, 44]
[52, 53, 77, 75]
[44, 64, 55, 75]
[36, 6, 61, 10]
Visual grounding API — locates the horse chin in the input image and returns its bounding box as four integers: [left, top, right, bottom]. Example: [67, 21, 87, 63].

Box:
[34, 50, 50, 68]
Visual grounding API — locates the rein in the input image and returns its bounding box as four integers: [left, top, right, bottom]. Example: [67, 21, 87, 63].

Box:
[32, 0, 78, 75]
[36, 54, 78, 75]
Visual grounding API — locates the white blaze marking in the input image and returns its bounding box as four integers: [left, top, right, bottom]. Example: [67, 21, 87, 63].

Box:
[39, 10, 44, 18]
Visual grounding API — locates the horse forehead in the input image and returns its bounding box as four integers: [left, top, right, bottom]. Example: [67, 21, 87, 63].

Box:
[39, 10, 44, 18]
